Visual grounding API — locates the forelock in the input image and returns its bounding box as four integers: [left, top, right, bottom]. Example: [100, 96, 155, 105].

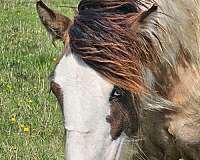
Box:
[69, 0, 157, 94]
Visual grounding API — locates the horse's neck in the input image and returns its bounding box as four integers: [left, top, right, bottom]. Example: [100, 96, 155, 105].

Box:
[142, 64, 200, 159]
[167, 66, 200, 159]
[145, 0, 200, 98]
[138, 1, 200, 158]
[154, 0, 200, 63]
[152, 1, 200, 154]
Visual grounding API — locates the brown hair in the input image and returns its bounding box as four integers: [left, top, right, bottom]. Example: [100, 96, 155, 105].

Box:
[69, 0, 158, 94]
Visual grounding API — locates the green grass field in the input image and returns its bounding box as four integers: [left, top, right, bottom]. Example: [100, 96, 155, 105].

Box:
[0, 0, 79, 159]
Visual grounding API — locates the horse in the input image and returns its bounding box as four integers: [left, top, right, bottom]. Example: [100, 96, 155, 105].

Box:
[36, 0, 200, 159]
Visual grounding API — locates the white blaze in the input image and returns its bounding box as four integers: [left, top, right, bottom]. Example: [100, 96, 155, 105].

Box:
[54, 52, 124, 160]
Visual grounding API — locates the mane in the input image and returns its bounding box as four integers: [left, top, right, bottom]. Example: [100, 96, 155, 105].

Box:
[69, 0, 200, 95]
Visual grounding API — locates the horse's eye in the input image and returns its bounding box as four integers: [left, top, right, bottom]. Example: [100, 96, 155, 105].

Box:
[113, 89, 121, 97]
[109, 87, 123, 101]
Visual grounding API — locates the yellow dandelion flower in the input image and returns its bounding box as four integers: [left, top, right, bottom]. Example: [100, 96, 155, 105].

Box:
[10, 116, 16, 124]
[23, 127, 30, 133]
[53, 57, 57, 62]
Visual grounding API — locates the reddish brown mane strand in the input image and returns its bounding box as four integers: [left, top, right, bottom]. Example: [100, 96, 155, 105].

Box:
[69, 0, 158, 94]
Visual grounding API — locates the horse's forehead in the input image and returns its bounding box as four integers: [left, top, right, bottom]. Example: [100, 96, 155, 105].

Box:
[54, 52, 113, 92]
[54, 52, 114, 131]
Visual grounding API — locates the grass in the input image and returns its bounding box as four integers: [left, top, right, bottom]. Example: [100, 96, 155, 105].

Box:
[0, 0, 79, 159]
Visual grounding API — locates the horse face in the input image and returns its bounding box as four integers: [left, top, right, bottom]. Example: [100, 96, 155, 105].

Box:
[49, 51, 139, 160]
[51, 52, 125, 160]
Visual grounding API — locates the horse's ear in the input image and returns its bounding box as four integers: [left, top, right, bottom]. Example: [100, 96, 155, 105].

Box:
[36, 0, 72, 46]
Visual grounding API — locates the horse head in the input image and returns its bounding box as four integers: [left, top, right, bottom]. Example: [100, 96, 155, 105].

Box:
[36, 0, 200, 159]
